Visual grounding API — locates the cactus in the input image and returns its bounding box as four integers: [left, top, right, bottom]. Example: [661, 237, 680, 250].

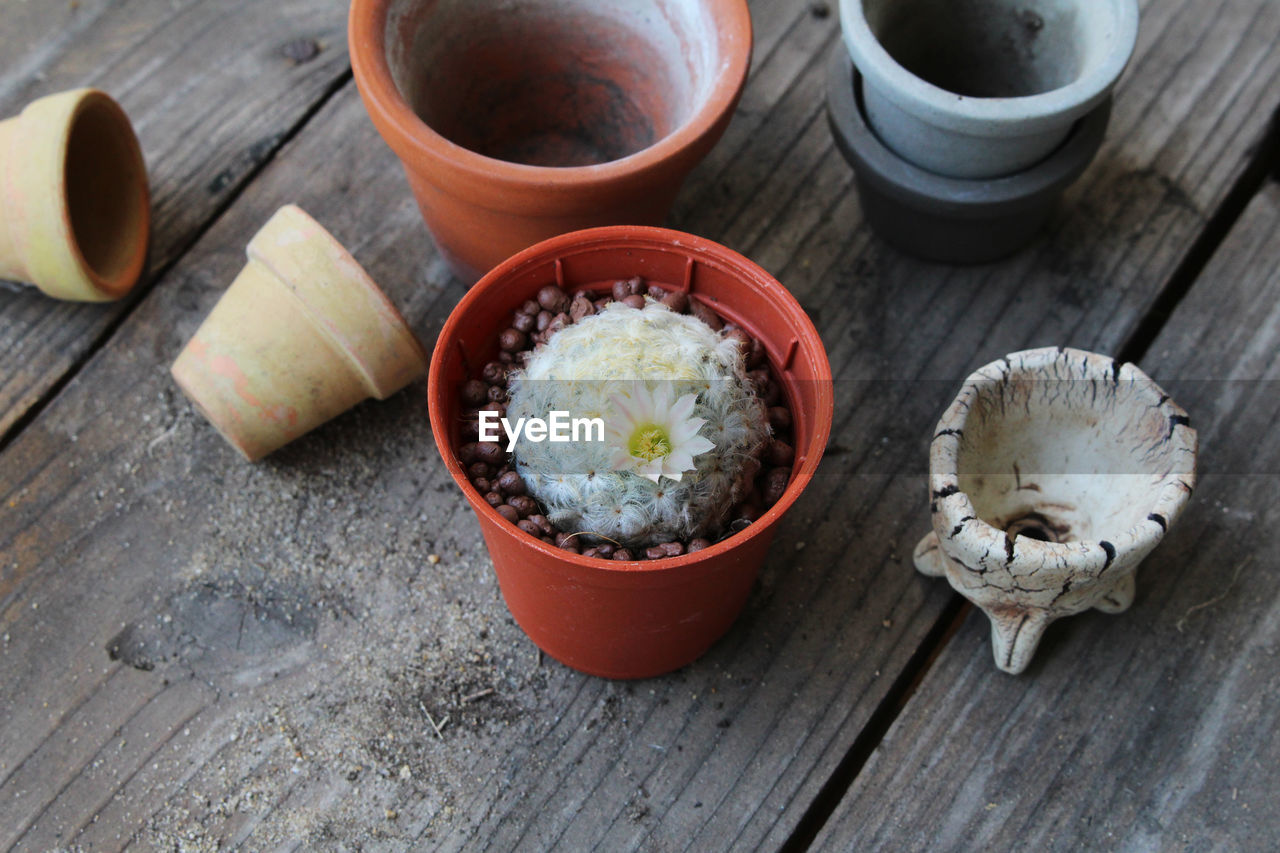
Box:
[507, 300, 770, 548]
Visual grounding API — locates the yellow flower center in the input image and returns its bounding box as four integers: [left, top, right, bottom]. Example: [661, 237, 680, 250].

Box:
[628, 424, 672, 461]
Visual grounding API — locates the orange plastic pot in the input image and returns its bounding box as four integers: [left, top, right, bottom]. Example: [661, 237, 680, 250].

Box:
[427, 226, 834, 678]
[349, 0, 752, 284]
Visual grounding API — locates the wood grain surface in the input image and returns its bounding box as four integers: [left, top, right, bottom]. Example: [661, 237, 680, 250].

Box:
[0, 0, 1277, 849]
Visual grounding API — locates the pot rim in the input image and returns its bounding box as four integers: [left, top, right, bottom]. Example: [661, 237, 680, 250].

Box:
[427, 225, 834, 577]
[825, 49, 1111, 216]
[839, 0, 1139, 134]
[928, 346, 1197, 574]
[349, 0, 753, 199]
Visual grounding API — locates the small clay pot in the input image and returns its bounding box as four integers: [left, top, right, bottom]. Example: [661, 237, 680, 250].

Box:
[171, 205, 427, 461]
[349, 0, 753, 283]
[840, 0, 1138, 178]
[427, 226, 834, 678]
[826, 48, 1110, 264]
[0, 88, 149, 301]
[914, 347, 1197, 674]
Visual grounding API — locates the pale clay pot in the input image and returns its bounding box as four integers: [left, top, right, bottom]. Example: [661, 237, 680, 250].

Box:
[841, 0, 1139, 178]
[914, 347, 1197, 674]
[171, 205, 427, 461]
[0, 88, 150, 301]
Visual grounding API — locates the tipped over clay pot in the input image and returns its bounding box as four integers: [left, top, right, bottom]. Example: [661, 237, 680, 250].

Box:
[0, 88, 149, 301]
[914, 347, 1197, 674]
[171, 205, 427, 461]
[841, 0, 1137, 178]
[350, 0, 752, 283]
[826, 50, 1110, 264]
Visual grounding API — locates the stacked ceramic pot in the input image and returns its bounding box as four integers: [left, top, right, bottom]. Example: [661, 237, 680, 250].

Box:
[827, 0, 1139, 262]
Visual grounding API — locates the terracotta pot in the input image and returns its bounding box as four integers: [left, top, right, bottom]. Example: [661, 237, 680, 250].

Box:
[840, 0, 1137, 178]
[428, 226, 833, 678]
[172, 205, 428, 461]
[826, 50, 1110, 264]
[914, 347, 1197, 674]
[0, 88, 149, 301]
[349, 0, 753, 283]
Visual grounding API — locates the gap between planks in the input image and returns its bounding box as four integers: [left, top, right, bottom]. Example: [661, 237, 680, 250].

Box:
[778, 93, 1280, 853]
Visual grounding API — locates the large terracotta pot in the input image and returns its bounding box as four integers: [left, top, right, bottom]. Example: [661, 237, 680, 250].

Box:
[0, 88, 149, 301]
[427, 226, 833, 678]
[350, 0, 752, 283]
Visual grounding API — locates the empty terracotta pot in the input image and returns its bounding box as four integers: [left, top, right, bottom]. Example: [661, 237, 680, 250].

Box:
[0, 88, 149, 301]
[840, 0, 1138, 178]
[914, 347, 1197, 674]
[172, 205, 428, 461]
[350, 0, 753, 283]
[428, 226, 834, 678]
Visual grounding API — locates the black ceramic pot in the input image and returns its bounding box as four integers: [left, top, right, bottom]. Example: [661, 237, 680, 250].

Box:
[825, 45, 1112, 264]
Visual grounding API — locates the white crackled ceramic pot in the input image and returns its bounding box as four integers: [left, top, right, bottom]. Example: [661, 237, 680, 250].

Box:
[914, 347, 1197, 674]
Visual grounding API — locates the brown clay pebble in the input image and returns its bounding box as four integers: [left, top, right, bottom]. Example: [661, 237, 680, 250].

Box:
[691, 301, 723, 331]
[763, 467, 791, 506]
[621, 294, 646, 310]
[594, 298, 610, 313]
[582, 547, 602, 559]
[472, 477, 491, 494]
[520, 299, 540, 316]
[467, 461, 491, 480]
[769, 439, 795, 467]
[613, 548, 634, 561]
[660, 290, 688, 313]
[460, 419, 480, 441]
[458, 442, 481, 463]
[517, 519, 541, 537]
[497, 350, 514, 364]
[661, 541, 685, 557]
[482, 361, 506, 383]
[746, 338, 767, 369]
[768, 406, 792, 432]
[546, 312, 569, 336]
[645, 545, 668, 560]
[736, 502, 763, 522]
[725, 327, 751, 357]
[484, 491, 504, 508]
[647, 284, 666, 299]
[559, 542, 580, 554]
[487, 385, 506, 403]
[461, 379, 488, 407]
[688, 538, 711, 553]
[497, 470, 526, 496]
[595, 543, 616, 558]
[508, 495, 538, 517]
[537, 285, 570, 314]
[612, 279, 633, 301]
[499, 328, 527, 352]
[536, 310, 553, 332]
[569, 294, 594, 323]
[496, 505, 519, 524]
[529, 514, 554, 536]
[512, 312, 535, 333]
[473, 442, 505, 465]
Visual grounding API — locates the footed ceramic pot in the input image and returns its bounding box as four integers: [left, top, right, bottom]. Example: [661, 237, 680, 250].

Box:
[350, 0, 752, 283]
[915, 347, 1197, 674]
[841, 0, 1138, 178]
[172, 205, 427, 461]
[0, 88, 149, 301]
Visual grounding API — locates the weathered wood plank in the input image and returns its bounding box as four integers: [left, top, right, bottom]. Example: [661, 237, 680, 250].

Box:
[0, 0, 351, 440]
[812, 182, 1280, 851]
[1, 0, 1279, 850]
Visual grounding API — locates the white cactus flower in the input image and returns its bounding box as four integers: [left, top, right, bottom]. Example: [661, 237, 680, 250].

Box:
[605, 382, 717, 483]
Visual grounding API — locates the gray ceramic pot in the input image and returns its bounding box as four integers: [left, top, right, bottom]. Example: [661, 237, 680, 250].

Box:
[826, 46, 1110, 264]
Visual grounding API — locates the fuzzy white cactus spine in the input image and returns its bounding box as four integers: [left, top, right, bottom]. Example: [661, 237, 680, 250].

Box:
[507, 300, 770, 548]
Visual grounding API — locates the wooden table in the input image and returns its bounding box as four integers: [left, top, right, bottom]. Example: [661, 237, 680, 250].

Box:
[2, 1, 1278, 849]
